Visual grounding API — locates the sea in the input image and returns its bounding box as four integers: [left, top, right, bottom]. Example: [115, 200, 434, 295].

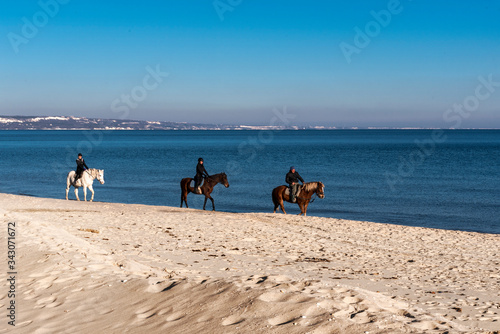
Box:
[1, 130, 499, 234]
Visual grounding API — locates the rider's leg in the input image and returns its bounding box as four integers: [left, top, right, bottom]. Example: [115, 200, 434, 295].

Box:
[193, 179, 199, 194]
[291, 184, 299, 202]
[194, 176, 202, 194]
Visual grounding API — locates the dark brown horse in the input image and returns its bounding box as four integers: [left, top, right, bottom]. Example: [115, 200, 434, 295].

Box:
[180, 173, 229, 211]
[272, 182, 325, 216]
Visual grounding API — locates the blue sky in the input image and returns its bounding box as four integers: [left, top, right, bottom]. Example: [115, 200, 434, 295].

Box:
[1, 1, 499, 127]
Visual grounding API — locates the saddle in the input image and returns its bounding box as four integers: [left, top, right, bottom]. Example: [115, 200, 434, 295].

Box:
[284, 185, 302, 198]
[73, 176, 82, 186]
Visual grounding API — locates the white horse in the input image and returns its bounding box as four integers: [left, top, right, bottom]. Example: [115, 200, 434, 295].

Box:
[66, 168, 105, 202]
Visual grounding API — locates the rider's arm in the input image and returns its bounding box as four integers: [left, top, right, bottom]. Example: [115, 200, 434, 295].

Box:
[83, 160, 89, 169]
[297, 173, 304, 184]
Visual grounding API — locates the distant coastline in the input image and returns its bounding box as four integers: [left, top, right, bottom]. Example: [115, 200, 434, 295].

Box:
[0, 116, 498, 130]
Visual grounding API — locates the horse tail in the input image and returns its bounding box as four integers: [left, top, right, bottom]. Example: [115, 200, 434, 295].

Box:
[180, 178, 191, 208]
[67, 171, 74, 188]
[272, 188, 279, 206]
[272, 186, 282, 211]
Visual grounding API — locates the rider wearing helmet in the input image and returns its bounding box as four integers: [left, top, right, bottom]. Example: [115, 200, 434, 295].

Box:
[286, 166, 304, 203]
[194, 158, 210, 194]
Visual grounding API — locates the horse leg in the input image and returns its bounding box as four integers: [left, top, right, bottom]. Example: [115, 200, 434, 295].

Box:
[303, 201, 310, 216]
[89, 186, 94, 202]
[74, 188, 80, 201]
[297, 201, 304, 216]
[210, 197, 215, 211]
[83, 187, 87, 201]
[181, 191, 189, 208]
[203, 197, 208, 210]
[272, 193, 279, 213]
[66, 186, 70, 200]
[280, 199, 286, 214]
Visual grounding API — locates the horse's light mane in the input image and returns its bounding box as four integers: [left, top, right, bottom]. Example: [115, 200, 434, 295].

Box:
[303, 182, 319, 192]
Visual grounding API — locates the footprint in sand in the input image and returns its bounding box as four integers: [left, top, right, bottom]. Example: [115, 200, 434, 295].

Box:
[166, 311, 185, 322]
[343, 296, 362, 304]
[15, 320, 33, 328]
[53, 276, 77, 284]
[349, 310, 373, 324]
[36, 296, 56, 306]
[196, 314, 213, 323]
[258, 291, 289, 303]
[268, 313, 300, 326]
[157, 307, 173, 316]
[46, 300, 63, 308]
[135, 305, 156, 319]
[303, 304, 328, 318]
[317, 300, 343, 312]
[136, 310, 156, 319]
[221, 314, 245, 326]
[146, 280, 176, 293]
[299, 317, 324, 327]
[98, 308, 114, 315]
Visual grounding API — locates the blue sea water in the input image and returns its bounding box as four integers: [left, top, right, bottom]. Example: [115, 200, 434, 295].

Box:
[0, 130, 499, 234]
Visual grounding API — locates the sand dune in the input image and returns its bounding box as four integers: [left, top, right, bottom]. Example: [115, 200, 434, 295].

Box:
[1, 193, 499, 333]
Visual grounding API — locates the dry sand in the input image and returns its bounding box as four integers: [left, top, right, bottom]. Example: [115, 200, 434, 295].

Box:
[0, 193, 499, 333]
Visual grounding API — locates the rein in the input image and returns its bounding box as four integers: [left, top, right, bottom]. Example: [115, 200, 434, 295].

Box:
[84, 169, 95, 179]
[296, 194, 317, 203]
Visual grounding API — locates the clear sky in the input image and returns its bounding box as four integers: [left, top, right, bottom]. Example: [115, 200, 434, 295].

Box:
[1, 1, 499, 127]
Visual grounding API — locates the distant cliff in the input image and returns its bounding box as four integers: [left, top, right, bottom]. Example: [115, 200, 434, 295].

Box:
[0, 115, 337, 130]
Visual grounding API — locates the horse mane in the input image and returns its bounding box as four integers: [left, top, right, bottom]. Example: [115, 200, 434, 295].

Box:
[86, 168, 100, 178]
[303, 182, 323, 192]
[206, 172, 222, 183]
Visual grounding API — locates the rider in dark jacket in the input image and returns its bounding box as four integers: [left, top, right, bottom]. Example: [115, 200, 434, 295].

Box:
[75, 153, 89, 181]
[194, 158, 210, 194]
[286, 166, 304, 202]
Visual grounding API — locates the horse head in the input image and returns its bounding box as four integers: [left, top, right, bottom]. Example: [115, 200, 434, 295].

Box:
[220, 172, 230, 188]
[316, 182, 325, 198]
[96, 169, 105, 184]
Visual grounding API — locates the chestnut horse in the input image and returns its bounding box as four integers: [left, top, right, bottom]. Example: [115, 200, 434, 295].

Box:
[272, 181, 325, 216]
[180, 173, 229, 211]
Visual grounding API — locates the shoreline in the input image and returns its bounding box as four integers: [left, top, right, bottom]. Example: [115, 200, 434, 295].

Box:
[2, 191, 498, 236]
[1, 193, 499, 333]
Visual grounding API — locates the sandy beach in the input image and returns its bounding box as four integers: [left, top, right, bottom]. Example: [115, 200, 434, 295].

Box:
[1, 193, 499, 333]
